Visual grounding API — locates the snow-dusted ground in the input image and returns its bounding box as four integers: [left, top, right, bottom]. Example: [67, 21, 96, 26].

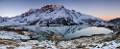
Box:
[0, 31, 30, 40]
[0, 39, 120, 49]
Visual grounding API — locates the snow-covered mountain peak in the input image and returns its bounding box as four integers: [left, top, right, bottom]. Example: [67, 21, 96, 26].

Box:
[0, 4, 104, 26]
[20, 4, 64, 17]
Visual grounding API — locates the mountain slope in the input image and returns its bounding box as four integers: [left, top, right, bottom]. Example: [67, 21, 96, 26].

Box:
[0, 4, 103, 26]
[108, 18, 120, 25]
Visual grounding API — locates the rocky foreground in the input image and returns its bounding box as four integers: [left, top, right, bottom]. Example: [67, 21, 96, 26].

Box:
[0, 31, 120, 49]
[0, 36, 120, 49]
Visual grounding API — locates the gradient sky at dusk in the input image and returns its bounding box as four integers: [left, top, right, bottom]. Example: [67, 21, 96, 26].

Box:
[0, 0, 120, 20]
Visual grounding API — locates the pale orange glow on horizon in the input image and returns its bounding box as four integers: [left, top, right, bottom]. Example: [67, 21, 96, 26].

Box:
[99, 16, 120, 21]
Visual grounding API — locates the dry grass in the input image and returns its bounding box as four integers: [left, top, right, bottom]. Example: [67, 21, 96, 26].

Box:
[48, 34, 64, 41]
[0, 40, 19, 46]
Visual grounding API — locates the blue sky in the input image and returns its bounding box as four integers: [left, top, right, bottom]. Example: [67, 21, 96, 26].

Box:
[0, 0, 120, 20]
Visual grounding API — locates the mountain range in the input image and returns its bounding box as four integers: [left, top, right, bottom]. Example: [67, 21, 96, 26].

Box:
[0, 4, 104, 26]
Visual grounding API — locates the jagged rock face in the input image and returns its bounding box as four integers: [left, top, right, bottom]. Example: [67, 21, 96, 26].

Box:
[20, 5, 64, 17]
[41, 4, 64, 12]
[0, 4, 104, 26]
